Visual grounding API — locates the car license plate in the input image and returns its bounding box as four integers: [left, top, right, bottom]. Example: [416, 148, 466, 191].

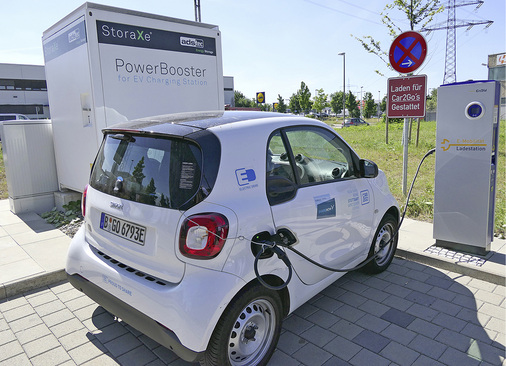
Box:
[100, 213, 146, 246]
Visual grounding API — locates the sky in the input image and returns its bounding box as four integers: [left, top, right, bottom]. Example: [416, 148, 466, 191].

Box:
[1, 0, 504, 105]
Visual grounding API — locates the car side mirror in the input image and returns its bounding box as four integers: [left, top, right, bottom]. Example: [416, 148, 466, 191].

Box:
[359, 159, 378, 178]
[267, 176, 297, 205]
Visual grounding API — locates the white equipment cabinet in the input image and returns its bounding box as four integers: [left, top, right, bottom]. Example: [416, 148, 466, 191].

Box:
[433, 80, 500, 255]
[42, 2, 224, 192]
[1, 120, 58, 214]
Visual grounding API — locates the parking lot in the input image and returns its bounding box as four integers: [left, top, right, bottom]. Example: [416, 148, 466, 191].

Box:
[1, 256, 504, 366]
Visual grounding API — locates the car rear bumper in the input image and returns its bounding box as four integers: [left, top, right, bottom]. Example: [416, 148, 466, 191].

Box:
[68, 272, 202, 363]
[66, 225, 246, 355]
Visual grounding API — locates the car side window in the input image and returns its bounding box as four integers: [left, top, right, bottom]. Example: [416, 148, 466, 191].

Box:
[284, 127, 357, 184]
[266, 131, 296, 182]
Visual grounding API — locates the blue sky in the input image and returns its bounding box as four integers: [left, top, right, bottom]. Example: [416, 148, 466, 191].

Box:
[1, 0, 504, 104]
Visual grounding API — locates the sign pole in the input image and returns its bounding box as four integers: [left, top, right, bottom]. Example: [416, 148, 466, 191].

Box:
[385, 117, 389, 144]
[402, 117, 409, 196]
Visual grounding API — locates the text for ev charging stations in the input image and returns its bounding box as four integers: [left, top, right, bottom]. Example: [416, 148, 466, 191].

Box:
[387, 75, 427, 118]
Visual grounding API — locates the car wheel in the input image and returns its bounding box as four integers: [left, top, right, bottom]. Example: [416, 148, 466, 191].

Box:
[201, 285, 282, 366]
[362, 214, 398, 274]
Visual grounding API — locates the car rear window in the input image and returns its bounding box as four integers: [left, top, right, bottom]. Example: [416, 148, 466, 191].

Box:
[90, 133, 202, 209]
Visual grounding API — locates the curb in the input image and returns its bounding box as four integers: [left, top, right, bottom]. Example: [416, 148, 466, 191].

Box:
[0, 269, 67, 300]
[396, 249, 505, 286]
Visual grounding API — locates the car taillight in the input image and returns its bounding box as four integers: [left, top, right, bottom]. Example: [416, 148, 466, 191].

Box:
[179, 213, 229, 259]
[82, 185, 88, 217]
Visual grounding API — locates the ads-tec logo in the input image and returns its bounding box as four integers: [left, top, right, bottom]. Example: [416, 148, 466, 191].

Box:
[180, 37, 204, 48]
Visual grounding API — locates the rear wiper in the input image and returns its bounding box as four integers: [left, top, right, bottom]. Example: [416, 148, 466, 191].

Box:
[109, 133, 136, 142]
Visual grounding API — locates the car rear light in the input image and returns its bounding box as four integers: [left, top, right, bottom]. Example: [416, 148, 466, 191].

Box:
[82, 184, 88, 217]
[179, 213, 229, 259]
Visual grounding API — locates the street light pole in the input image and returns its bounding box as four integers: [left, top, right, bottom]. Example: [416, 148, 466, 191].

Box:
[338, 52, 345, 122]
[360, 86, 363, 119]
[378, 90, 381, 123]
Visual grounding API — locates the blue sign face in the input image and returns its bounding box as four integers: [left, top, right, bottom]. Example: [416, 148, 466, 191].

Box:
[393, 37, 423, 67]
[389, 31, 427, 74]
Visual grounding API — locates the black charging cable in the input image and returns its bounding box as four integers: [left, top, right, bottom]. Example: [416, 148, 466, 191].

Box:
[254, 148, 436, 290]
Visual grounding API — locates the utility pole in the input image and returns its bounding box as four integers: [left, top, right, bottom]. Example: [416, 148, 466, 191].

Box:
[421, 1, 493, 84]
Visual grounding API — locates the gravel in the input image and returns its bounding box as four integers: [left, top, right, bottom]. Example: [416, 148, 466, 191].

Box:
[56, 218, 84, 238]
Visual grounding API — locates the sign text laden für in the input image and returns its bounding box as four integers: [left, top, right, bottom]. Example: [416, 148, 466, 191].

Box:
[387, 75, 427, 118]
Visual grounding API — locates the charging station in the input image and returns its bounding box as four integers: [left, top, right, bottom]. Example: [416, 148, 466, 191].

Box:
[433, 80, 501, 255]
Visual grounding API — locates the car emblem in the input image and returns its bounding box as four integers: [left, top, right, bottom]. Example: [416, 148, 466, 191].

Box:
[110, 202, 123, 210]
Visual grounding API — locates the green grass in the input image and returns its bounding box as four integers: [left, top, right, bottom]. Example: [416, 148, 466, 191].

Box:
[335, 119, 505, 239]
[1, 120, 504, 237]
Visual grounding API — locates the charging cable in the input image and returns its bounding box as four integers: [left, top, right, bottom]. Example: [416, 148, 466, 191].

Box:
[253, 148, 436, 290]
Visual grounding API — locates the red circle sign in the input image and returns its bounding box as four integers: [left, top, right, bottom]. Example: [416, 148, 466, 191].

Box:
[389, 31, 427, 74]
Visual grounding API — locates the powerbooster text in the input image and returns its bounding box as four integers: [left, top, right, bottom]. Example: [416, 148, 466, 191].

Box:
[115, 58, 206, 78]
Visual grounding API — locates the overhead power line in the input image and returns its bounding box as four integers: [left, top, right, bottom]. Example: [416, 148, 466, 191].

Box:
[420, 0, 493, 84]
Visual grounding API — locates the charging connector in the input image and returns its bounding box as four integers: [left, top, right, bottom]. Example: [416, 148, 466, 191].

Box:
[253, 148, 436, 290]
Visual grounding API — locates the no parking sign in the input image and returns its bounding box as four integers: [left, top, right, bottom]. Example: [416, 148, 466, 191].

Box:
[389, 31, 427, 74]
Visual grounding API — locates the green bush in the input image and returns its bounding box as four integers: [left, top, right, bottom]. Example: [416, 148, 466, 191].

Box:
[41, 200, 82, 228]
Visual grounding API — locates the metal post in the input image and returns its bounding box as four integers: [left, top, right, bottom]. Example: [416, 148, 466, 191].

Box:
[378, 91, 381, 123]
[360, 86, 363, 118]
[338, 52, 346, 121]
[402, 117, 409, 196]
[194, 0, 201, 22]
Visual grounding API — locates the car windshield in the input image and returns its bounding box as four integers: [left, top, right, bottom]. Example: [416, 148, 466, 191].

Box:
[90, 133, 202, 209]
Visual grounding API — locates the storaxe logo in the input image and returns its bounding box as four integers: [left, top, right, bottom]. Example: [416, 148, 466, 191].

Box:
[180, 36, 204, 48]
[100, 24, 152, 42]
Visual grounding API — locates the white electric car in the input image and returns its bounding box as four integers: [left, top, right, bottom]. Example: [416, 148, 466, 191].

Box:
[67, 111, 399, 366]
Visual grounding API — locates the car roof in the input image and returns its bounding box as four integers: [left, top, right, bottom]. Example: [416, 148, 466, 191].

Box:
[105, 111, 296, 136]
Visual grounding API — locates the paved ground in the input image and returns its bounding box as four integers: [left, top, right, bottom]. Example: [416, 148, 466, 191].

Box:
[1, 257, 504, 366]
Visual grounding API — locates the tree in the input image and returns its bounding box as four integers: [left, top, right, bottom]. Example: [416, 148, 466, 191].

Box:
[276, 94, 287, 113]
[132, 157, 146, 184]
[259, 103, 272, 112]
[330, 91, 344, 116]
[353, 0, 443, 75]
[234, 90, 255, 108]
[297, 81, 313, 114]
[363, 92, 377, 118]
[346, 92, 360, 118]
[426, 88, 437, 110]
[381, 95, 387, 113]
[312, 88, 329, 116]
[144, 178, 157, 206]
[289, 93, 301, 114]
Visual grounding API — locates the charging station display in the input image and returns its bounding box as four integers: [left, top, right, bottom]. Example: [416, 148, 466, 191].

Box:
[433, 80, 500, 254]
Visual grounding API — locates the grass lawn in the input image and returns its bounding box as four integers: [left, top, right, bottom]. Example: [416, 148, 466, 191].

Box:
[334, 118, 505, 239]
[1, 118, 504, 238]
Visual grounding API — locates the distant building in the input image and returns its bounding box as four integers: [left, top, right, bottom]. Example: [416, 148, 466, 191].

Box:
[0, 63, 50, 119]
[224, 76, 234, 108]
[487, 52, 505, 119]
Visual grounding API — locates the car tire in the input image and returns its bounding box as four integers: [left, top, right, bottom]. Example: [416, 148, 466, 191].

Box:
[201, 284, 282, 366]
[362, 214, 398, 274]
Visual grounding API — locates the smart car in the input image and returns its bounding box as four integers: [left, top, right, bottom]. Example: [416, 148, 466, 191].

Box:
[67, 111, 399, 366]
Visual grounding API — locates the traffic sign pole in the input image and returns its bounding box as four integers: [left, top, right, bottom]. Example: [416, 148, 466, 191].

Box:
[388, 31, 427, 197]
[402, 118, 409, 196]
